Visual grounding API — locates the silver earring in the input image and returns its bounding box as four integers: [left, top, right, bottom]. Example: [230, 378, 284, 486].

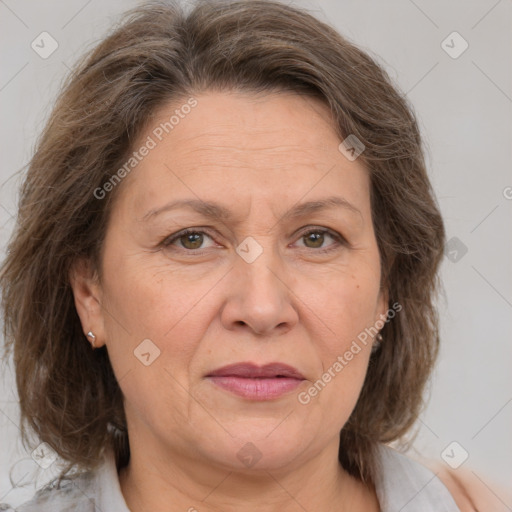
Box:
[372, 333, 383, 353]
[87, 331, 96, 348]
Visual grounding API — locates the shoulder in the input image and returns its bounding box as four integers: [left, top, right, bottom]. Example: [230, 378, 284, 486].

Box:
[0, 449, 128, 512]
[0, 471, 97, 512]
[375, 444, 461, 511]
[426, 460, 512, 512]
[377, 445, 510, 512]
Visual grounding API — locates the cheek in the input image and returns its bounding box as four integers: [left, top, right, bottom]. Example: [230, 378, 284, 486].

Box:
[102, 252, 204, 337]
[304, 263, 380, 407]
[100, 253, 219, 384]
[316, 264, 381, 343]
[99, 259, 207, 432]
[298, 277, 376, 431]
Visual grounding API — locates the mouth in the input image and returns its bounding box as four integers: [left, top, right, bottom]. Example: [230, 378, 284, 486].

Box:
[206, 362, 305, 401]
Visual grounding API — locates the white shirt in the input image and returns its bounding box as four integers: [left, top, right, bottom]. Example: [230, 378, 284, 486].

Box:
[1, 444, 461, 511]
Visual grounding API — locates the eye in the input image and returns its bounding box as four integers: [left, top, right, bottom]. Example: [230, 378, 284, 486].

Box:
[161, 226, 347, 255]
[162, 229, 216, 252]
[293, 227, 346, 253]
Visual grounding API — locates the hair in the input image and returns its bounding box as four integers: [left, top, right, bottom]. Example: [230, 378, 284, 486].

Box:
[0, 0, 445, 485]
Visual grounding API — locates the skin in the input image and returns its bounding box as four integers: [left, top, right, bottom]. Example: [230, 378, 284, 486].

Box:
[70, 90, 388, 511]
[427, 460, 511, 511]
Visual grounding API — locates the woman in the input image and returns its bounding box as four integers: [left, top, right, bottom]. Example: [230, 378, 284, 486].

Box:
[0, 0, 487, 510]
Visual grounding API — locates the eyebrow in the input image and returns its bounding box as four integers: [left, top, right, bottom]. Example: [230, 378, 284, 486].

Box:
[142, 196, 362, 223]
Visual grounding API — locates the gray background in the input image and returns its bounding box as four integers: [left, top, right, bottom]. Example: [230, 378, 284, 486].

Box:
[1, 0, 511, 507]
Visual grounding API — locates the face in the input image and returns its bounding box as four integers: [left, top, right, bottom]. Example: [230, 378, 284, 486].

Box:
[72, 90, 388, 473]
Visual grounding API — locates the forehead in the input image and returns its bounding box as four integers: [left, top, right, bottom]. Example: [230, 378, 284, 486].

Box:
[114, 91, 371, 221]
[151, 91, 338, 160]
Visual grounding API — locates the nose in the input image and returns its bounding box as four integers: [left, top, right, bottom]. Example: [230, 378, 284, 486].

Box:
[220, 249, 299, 337]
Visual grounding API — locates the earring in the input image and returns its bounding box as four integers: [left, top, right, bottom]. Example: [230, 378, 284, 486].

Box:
[372, 332, 383, 353]
[87, 331, 96, 348]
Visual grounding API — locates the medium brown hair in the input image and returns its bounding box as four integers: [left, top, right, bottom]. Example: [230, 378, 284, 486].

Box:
[0, 0, 445, 484]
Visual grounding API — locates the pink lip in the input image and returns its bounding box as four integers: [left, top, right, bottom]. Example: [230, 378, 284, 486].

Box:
[206, 362, 305, 400]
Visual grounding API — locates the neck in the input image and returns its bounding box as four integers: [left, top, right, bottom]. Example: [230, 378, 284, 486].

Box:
[118, 438, 379, 512]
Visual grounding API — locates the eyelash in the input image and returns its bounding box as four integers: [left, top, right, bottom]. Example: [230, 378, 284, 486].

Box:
[161, 226, 347, 255]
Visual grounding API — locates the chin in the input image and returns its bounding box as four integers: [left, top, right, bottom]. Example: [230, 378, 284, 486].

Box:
[190, 418, 317, 472]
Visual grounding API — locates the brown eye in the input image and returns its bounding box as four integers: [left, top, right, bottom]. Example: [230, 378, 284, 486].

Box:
[163, 229, 215, 251]
[303, 231, 325, 249]
[296, 228, 344, 252]
[179, 232, 204, 250]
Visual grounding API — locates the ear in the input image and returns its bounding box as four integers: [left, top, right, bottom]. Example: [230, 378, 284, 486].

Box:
[69, 258, 106, 348]
[375, 284, 390, 327]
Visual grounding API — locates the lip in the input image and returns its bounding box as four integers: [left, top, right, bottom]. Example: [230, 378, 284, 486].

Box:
[206, 362, 305, 400]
